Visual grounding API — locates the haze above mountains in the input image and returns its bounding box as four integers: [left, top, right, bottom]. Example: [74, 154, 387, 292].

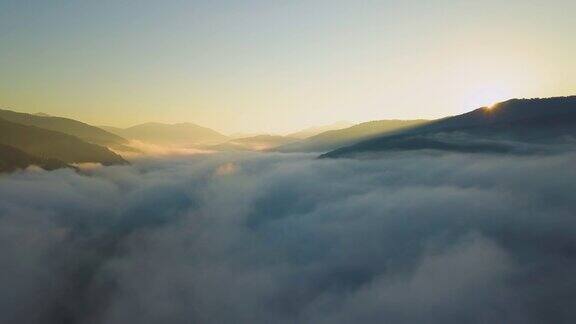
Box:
[1, 95, 576, 173]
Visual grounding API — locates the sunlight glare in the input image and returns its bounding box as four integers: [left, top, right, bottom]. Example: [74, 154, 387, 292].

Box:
[464, 85, 511, 110]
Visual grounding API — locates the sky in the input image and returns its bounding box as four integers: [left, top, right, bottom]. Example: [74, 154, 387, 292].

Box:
[1, 0, 575, 134]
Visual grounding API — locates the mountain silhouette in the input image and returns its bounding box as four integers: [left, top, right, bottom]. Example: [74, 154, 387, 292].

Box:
[105, 122, 228, 146]
[276, 119, 429, 153]
[322, 96, 576, 158]
[0, 108, 129, 149]
[0, 118, 127, 166]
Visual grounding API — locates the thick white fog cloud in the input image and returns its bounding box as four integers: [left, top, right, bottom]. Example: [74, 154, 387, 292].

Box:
[1, 151, 576, 323]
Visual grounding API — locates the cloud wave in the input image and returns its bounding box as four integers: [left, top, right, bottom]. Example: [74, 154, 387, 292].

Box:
[1, 151, 576, 323]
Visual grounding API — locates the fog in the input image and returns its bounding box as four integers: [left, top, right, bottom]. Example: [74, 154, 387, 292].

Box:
[1, 151, 576, 323]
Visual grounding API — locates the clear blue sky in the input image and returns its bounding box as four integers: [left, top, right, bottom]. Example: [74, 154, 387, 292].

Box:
[1, 0, 575, 133]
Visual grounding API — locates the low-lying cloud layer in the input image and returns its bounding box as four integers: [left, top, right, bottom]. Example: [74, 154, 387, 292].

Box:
[1, 151, 576, 323]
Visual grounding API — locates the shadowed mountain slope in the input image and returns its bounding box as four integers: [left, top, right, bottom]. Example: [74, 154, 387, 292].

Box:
[276, 119, 429, 153]
[0, 144, 70, 173]
[322, 96, 576, 158]
[0, 118, 127, 165]
[0, 108, 128, 148]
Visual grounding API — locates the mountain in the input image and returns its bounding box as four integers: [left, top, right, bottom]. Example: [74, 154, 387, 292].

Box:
[322, 96, 576, 158]
[287, 121, 354, 139]
[98, 125, 125, 134]
[275, 119, 429, 153]
[209, 135, 299, 151]
[111, 122, 228, 146]
[0, 108, 128, 148]
[0, 144, 70, 173]
[0, 118, 127, 165]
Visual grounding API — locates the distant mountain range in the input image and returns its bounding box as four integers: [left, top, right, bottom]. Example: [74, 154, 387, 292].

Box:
[276, 119, 429, 153]
[0, 117, 127, 167]
[0, 109, 129, 172]
[3, 96, 575, 172]
[322, 96, 576, 158]
[102, 122, 228, 146]
[0, 108, 128, 149]
[209, 135, 299, 152]
[286, 121, 354, 139]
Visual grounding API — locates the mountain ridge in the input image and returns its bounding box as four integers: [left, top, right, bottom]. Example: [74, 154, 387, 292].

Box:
[0, 144, 70, 173]
[322, 96, 576, 158]
[104, 122, 228, 146]
[209, 134, 299, 151]
[0, 117, 128, 166]
[0, 108, 129, 148]
[286, 121, 354, 139]
[276, 119, 429, 153]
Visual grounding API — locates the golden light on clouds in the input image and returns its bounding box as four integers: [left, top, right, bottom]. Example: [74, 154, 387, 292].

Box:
[214, 162, 239, 177]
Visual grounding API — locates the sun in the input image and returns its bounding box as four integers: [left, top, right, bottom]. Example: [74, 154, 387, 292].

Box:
[485, 102, 500, 110]
[463, 85, 512, 110]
